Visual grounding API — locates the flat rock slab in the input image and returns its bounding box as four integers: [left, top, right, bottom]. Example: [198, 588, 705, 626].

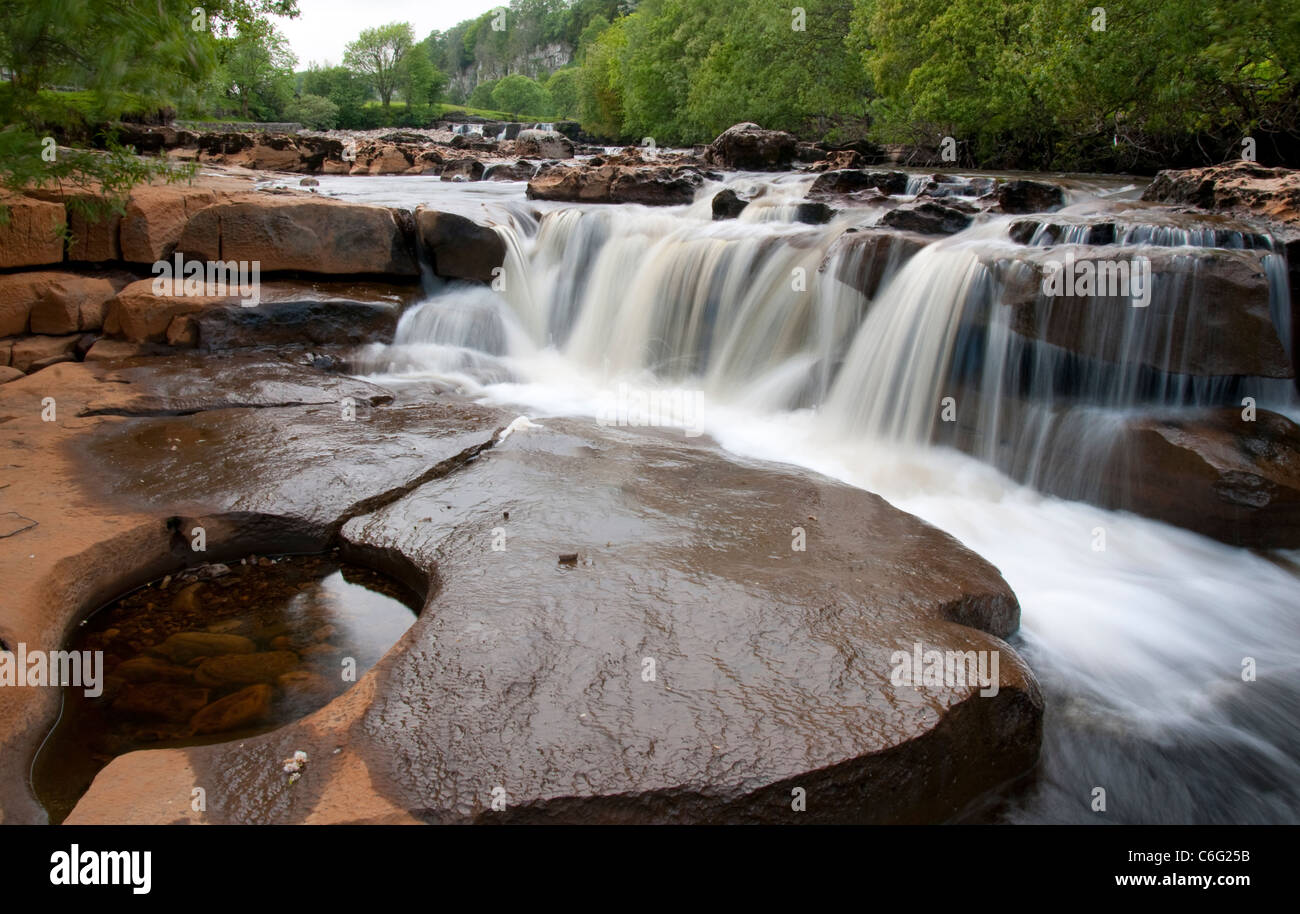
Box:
[69, 418, 1041, 824]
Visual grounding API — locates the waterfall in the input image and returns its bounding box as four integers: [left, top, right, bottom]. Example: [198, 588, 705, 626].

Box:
[335, 170, 1300, 824]
[371, 182, 1296, 463]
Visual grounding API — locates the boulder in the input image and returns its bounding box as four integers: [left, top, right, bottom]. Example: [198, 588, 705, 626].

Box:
[514, 130, 574, 159]
[821, 229, 930, 299]
[105, 278, 414, 346]
[994, 179, 1065, 214]
[415, 210, 506, 284]
[0, 194, 66, 268]
[175, 195, 419, 277]
[881, 201, 973, 235]
[793, 201, 836, 225]
[483, 160, 539, 182]
[120, 185, 223, 263]
[704, 122, 797, 171]
[712, 189, 749, 220]
[0, 271, 130, 336]
[526, 164, 704, 206]
[440, 158, 485, 181]
[1141, 162, 1300, 236]
[809, 169, 909, 199]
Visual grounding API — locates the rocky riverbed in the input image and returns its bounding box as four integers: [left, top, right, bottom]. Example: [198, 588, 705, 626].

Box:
[2, 122, 1298, 824]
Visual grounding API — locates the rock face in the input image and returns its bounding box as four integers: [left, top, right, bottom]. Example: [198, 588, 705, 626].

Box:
[0, 351, 1041, 825]
[705, 122, 798, 171]
[995, 179, 1066, 214]
[0, 271, 132, 336]
[0, 194, 66, 268]
[821, 229, 930, 299]
[986, 247, 1291, 378]
[527, 164, 705, 206]
[176, 196, 418, 277]
[103, 278, 414, 346]
[1141, 161, 1300, 236]
[415, 210, 506, 284]
[514, 129, 574, 159]
[1040, 408, 1300, 548]
[1142, 162, 1300, 388]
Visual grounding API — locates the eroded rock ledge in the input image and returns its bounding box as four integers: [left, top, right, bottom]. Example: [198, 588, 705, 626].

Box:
[0, 351, 1042, 825]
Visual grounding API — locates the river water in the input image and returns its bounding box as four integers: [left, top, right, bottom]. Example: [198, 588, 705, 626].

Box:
[266, 169, 1300, 823]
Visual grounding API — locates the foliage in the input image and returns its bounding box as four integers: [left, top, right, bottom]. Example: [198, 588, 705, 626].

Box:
[491, 74, 552, 117]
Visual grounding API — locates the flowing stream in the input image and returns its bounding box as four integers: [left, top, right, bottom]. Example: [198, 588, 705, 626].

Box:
[294, 170, 1300, 823]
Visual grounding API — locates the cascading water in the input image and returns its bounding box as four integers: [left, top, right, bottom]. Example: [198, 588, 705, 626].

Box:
[336, 169, 1300, 823]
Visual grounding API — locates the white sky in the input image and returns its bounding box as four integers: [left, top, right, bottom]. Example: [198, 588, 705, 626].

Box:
[278, 0, 507, 70]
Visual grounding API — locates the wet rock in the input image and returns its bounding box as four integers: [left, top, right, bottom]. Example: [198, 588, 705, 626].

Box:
[194, 651, 299, 688]
[154, 631, 255, 665]
[527, 164, 705, 206]
[881, 201, 973, 235]
[994, 179, 1065, 214]
[190, 684, 272, 735]
[176, 194, 419, 277]
[112, 682, 210, 722]
[300, 177, 319, 187]
[704, 122, 797, 171]
[415, 209, 507, 284]
[987, 246, 1291, 378]
[514, 129, 574, 159]
[106, 278, 414, 346]
[169, 582, 203, 613]
[1042, 407, 1300, 548]
[276, 670, 334, 703]
[712, 189, 749, 220]
[793, 201, 835, 225]
[55, 369, 1039, 825]
[0, 193, 65, 268]
[114, 656, 195, 684]
[1141, 161, 1300, 236]
[440, 158, 485, 182]
[483, 160, 538, 182]
[809, 169, 909, 199]
[821, 229, 930, 298]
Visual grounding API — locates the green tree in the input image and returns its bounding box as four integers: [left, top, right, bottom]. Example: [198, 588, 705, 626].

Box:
[546, 68, 579, 118]
[285, 92, 339, 128]
[343, 22, 415, 110]
[468, 78, 501, 110]
[0, 0, 299, 224]
[491, 74, 551, 116]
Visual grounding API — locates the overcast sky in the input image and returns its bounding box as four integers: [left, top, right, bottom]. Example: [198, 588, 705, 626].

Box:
[278, 0, 506, 69]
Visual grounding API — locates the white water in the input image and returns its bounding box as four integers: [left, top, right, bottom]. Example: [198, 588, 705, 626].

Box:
[333, 172, 1300, 822]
